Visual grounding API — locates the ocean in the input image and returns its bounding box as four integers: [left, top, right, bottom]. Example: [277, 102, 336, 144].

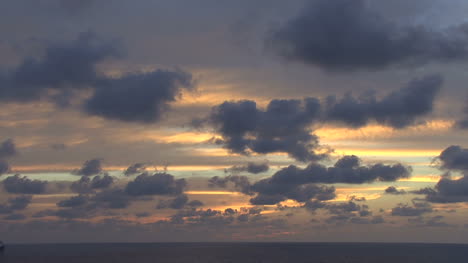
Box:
[1, 242, 467, 263]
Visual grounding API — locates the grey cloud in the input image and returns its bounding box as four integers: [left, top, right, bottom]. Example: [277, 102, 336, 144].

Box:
[228, 161, 269, 174]
[125, 173, 186, 196]
[2, 174, 48, 194]
[57, 195, 89, 208]
[0, 32, 194, 124]
[4, 213, 26, 221]
[437, 145, 468, 172]
[50, 143, 67, 151]
[157, 194, 203, 209]
[0, 32, 119, 104]
[324, 75, 442, 128]
[72, 158, 103, 176]
[385, 186, 407, 195]
[0, 139, 17, 159]
[268, 0, 468, 70]
[391, 201, 433, 216]
[124, 163, 146, 176]
[202, 98, 324, 162]
[84, 69, 194, 123]
[418, 175, 468, 203]
[0, 195, 32, 214]
[0, 160, 10, 176]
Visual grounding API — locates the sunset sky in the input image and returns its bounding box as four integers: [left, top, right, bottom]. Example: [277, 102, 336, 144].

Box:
[2, 0, 468, 243]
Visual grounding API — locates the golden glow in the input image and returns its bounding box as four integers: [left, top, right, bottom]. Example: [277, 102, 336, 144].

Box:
[185, 191, 242, 195]
[332, 148, 441, 157]
[316, 120, 453, 141]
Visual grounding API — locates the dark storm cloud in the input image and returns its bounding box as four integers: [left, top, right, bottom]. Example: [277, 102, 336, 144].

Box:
[436, 145, 468, 172]
[84, 69, 194, 123]
[0, 139, 17, 159]
[391, 201, 433, 216]
[72, 158, 103, 176]
[124, 163, 147, 176]
[0, 32, 119, 103]
[385, 186, 407, 195]
[70, 174, 114, 193]
[227, 161, 270, 174]
[202, 98, 324, 162]
[2, 175, 48, 194]
[268, 0, 468, 70]
[125, 173, 186, 196]
[324, 74, 442, 128]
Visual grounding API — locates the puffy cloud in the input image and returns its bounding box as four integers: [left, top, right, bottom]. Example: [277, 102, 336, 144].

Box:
[124, 163, 147, 176]
[417, 175, 468, 203]
[0, 160, 10, 176]
[72, 159, 103, 176]
[210, 155, 410, 205]
[227, 161, 269, 174]
[84, 69, 194, 123]
[201, 77, 440, 161]
[2, 175, 48, 194]
[57, 195, 89, 208]
[125, 173, 186, 196]
[201, 98, 324, 162]
[0, 32, 119, 104]
[0, 195, 32, 214]
[257, 155, 410, 186]
[268, 0, 468, 70]
[324, 75, 442, 128]
[0, 33, 194, 123]
[0, 139, 17, 159]
[391, 201, 433, 216]
[437, 145, 468, 172]
[157, 194, 203, 209]
[385, 186, 407, 195]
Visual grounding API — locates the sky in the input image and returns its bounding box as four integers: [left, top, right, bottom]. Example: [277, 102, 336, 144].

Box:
[1, 0, 468, 243]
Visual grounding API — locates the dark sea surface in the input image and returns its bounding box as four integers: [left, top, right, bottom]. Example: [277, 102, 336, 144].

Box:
[1, 242, 467, 263]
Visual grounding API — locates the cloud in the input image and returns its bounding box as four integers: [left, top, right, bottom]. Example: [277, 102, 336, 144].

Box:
[2, 175, 48, 194]
[0, 160, 10, 176]
[267, 0, 468, 70]
[210, 155, 410, 205]
[3, 213, 26, 221]
[227, 161, 270, 174]
[0, 139, 17, 159]
[436, 145, 468, 172]
[157, 194, 203, 209]
[57, 195, 89, 208]
[72, 159, 103, 176]
[200, 77, 440, 161]
[83, 69, 194, 123]
[50, 143, 67, 151]
[201, 98, 324, 162]
[385, 186, 407, 195]
[324, 75, 442, 128]
[417, 175, 468, 203]
[70, 174, 114, 193]
[0, 195, 32, 214]
[124, 163, 146, 176]
[391, 201, 433, 216]
[125, 173, 186, 196]
[0, 32, 194, 123]
[0, 32, 119, 104]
